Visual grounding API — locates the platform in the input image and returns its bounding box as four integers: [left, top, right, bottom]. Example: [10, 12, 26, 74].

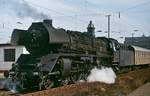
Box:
[128, 83, 150, 96]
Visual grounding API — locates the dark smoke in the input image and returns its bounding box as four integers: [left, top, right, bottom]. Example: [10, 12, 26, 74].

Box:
[0, 0, 49, 20]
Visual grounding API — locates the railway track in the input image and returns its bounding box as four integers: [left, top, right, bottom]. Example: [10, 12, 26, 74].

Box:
[0, 90, 17, 96]
[20, 83, 90, 96]
[1, 67, 150, 96]
[0, 83, 90, 96]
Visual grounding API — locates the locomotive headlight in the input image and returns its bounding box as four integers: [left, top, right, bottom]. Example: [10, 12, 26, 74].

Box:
[33, 72, 39, 75]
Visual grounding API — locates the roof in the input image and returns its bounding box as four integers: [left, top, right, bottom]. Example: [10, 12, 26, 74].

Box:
[0, 43, 11, 47]
[0, 43, 23, 47]
[131, 45, 150, 52]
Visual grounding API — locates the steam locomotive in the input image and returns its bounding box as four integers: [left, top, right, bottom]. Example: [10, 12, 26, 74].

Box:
[7, 19, 150, 92]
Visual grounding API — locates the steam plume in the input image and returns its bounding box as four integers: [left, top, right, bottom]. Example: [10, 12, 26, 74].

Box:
[0, 0, 49, 20]
[87, 67, 116, 84]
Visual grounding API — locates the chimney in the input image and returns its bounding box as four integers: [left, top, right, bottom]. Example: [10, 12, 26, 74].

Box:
[43, 19, 52, 26]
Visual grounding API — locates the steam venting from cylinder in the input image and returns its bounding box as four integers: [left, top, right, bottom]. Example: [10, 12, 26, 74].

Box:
[87, 67, 116, 84]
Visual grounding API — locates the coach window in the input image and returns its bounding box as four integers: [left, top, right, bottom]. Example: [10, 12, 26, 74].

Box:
[4, 49, 16, 62]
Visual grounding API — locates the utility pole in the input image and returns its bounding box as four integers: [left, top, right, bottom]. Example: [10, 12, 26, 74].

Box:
[106, 15, 111, 38]
[132, 33, 134, 45]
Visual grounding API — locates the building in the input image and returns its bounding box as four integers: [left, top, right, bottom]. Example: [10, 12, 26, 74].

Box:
[124, 36, 150, 49]
[0, 43, 28, 73]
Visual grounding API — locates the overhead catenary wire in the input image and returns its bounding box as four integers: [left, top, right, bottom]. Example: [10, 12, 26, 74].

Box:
[119, 0, 150, 13]
[26, 0, 120, 23]
[27, 1, 88, 24]
[26, 0, 150, 22]
[1, 1, 150, 32]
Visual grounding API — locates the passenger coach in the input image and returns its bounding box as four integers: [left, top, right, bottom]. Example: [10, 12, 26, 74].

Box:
[118, 45, 150, 66]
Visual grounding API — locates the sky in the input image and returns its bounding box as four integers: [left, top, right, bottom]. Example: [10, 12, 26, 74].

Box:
[0, 0, 150, 43]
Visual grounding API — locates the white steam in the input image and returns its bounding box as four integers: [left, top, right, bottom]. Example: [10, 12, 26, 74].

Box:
[87, 67, 116, 84]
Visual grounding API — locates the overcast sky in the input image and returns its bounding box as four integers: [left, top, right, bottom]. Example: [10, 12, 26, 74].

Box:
[0, 0, 150, 43]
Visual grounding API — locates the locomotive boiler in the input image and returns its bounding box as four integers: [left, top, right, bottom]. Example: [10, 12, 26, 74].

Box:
[8, 20, 115, 92]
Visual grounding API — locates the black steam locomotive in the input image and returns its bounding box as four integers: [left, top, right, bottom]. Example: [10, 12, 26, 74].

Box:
[7, 19, 150, 92]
